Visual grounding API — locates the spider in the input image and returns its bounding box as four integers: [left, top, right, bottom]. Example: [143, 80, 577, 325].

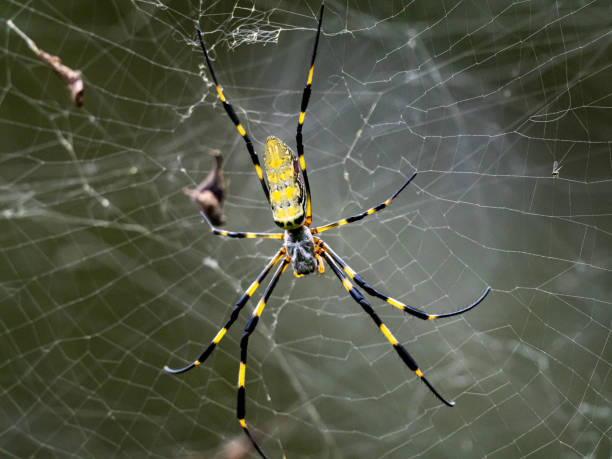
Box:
[164, 2, 491, 457]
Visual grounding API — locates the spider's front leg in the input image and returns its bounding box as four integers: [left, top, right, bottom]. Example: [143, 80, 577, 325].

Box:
[163, 248, 285, 374]
[236, 258, 290, 459]
[321, 250, 456, 407]
[322, 241, 490, 320]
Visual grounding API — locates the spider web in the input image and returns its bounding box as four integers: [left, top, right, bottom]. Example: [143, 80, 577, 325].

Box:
[1, 1, 610, 458]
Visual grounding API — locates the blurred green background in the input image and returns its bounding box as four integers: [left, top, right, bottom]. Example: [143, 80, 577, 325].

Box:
[1, 1, 610, 458]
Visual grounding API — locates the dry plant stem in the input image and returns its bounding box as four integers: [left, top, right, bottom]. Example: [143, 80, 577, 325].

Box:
[6, 19, 84, 107]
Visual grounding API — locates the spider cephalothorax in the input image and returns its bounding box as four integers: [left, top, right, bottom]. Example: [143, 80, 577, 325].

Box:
[284, 226, 324, 276]
[164, 2, 490, 457]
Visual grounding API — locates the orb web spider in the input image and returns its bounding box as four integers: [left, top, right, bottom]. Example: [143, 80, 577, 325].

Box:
[164, 2, 491, 457]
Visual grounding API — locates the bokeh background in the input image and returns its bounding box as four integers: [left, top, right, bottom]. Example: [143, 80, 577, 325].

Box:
[1, 1, 610, 458]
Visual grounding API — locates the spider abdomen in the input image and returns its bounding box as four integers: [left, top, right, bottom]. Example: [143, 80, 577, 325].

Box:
[264, 136, 306, 230]
[284, 226, 318, 275]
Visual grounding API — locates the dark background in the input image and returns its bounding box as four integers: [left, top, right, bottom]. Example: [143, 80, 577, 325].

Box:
[1, 1, 610, 458]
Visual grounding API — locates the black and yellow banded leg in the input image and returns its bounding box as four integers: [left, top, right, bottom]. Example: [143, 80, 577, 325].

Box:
[296, 1, 325, 227]
[195, 27, 270, 203]
[322, 241, 491, 320]
[312, 171, 418, 235]
[322, 251, 456, 407]
[163, 249, 285, 375]
[237, 259, 290, 459]
[199, 211, 283, 240]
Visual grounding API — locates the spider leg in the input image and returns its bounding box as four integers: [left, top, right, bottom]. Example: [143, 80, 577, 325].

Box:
[199, 211, 283, 240]
[163, 249, 285, 375]
[237, 258, 290, 459]
[321, 241, 490, 319]
[195, 27, 270, 203]
[312, 171, 417, 235]
[321, 251, 456, 407]
[296, 0, 325, 227]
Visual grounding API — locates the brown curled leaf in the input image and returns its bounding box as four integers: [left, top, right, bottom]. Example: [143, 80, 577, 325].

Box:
[184, 149, 227, 225]
[7, 19, 84, 107]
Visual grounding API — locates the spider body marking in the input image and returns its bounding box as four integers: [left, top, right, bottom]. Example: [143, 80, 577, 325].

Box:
[264, 136, 307, 230]
[263, 135, 321, 275]
[165, 2, 491, 457]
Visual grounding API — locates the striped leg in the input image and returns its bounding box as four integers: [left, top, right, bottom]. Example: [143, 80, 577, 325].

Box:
[312, 171, 417, 235]
[322, 241, 491, 319]
[237, 259, 290, 459]
[163, 249, 285, 375]
[296, 0, 325, 227]
[322, 251, 455, 407]
[196, 28, 270, 203]
[199, 211, 283, 240]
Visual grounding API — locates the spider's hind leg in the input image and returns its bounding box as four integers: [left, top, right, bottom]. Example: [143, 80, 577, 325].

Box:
[195, 27, 270, 203]
[295, 0, 325, 226]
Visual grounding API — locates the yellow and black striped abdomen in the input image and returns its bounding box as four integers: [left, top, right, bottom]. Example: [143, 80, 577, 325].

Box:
[264, 136, 306, 230]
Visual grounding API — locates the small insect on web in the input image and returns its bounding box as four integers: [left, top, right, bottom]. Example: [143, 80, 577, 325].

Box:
[164, 2, 491, 457]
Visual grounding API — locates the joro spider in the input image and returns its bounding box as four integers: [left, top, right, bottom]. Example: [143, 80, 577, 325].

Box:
[165, 2, 491, 457]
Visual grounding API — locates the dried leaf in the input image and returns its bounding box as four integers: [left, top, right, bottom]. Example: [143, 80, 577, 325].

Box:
[7, 19, 84, 107]
[184, 149, 227, 225]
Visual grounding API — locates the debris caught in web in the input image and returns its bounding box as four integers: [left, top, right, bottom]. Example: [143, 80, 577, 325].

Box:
[184, 149, 227, 225]
[552, 160, 562, 178]
[6, 19, 84, 107]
